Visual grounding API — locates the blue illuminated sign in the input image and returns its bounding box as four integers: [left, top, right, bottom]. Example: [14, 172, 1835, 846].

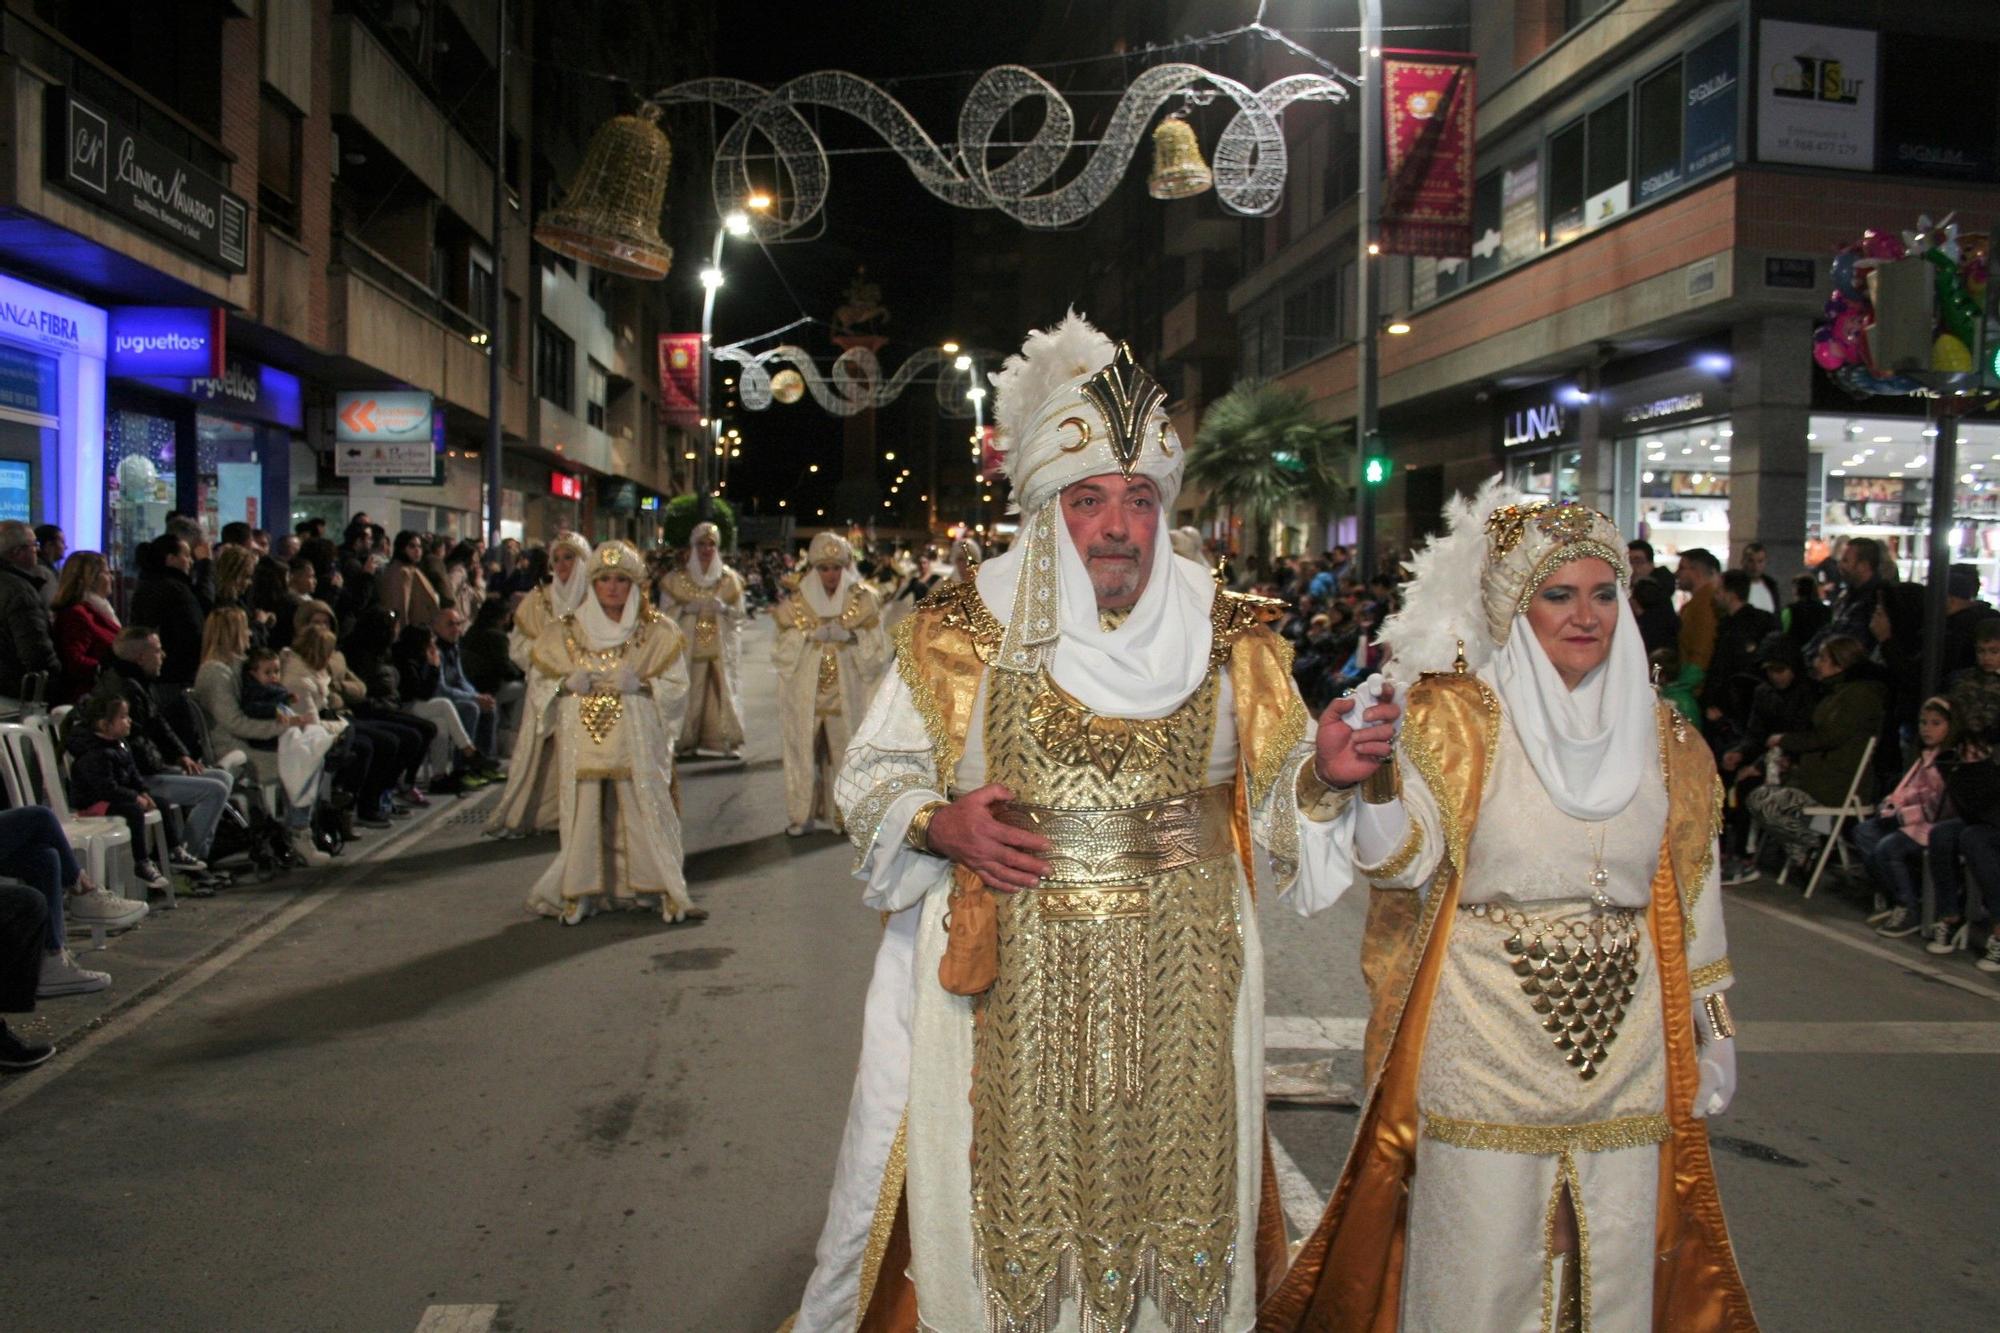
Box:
[131, 358, 303, 430]
[0, 270, 105, 360]
[107, 307, 223, 379]
[0, 461, 29, 522]
[0, 345, 57, 418]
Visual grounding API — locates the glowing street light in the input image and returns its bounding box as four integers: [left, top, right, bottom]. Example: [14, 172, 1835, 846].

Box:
[699, 266, 724, 290]
[941, 340, 960, 355]
[745, 192, 773, 212]
[953, 354, 972, 371]
[723, 210, 752, 237]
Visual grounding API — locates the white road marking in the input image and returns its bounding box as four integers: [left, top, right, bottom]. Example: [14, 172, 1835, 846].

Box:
[1266, 1129, 1328, 1243]
[1735, 1020, 2000, 1054]
[414, 1306, 499, 1333]
[1732, 894, 2000, 1004]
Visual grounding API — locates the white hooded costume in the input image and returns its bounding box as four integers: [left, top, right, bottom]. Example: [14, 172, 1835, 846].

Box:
[658, 520, 747, 757]
[770, 532, 890, 832]
[487, 531, 591, 835]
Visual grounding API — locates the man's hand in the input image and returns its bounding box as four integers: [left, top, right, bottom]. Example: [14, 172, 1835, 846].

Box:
[137, 794, 155, 812]
[476, 693, 496, 711]
[1314, 684, 1400, 789]
[925, 784, 1052, 893]
[179, 756, 204, 775]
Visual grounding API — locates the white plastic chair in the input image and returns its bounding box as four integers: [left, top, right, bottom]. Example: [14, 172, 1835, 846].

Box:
[1781, 735, 1879, 900]
[28, 712, 174, 901]
[0, 722, 133, 947]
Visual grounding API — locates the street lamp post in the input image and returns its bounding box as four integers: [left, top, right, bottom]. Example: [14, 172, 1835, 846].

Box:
[1354, 0, 1383, 584]
[695, 205, 763, 523]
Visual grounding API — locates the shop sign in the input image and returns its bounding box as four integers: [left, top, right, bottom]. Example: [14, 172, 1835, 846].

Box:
[1620, 392, 1706, 426]
[1765, 257, 1817, 290]
[1502, 402, 1567, 448]
[128, 357, 303, 429]
[549, 471, 584, 500]
[638, 494, 660, 512]
[106, 307, 224, 379]
[0, 344, 59, 419]
[334, 389, 435, 477]
[0, 270, 105, 360]
[1683, 27, 1740, 183]
[48, 90, 249, 273]
[1756, 21, 1877, 171]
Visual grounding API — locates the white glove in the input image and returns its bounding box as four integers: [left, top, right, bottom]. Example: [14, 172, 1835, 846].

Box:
[611, 666, 646, 695]
[1693, 1014, 1736, 1118]
[1336, 673, 1403, 741]
[565, 669, 596, 696]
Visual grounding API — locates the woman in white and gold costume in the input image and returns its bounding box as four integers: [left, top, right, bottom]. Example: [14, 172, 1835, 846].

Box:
[524, 541, 704, 927]
[1265, 482, 1755, 1332]
[486, 531, 591, 836]
[658, 520, 747, 759]
[771, 532, 889, 837]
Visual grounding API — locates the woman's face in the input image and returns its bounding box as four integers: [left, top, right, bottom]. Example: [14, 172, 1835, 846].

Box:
[595, 573, 632, 614]
[816, 563, 843, 595]
[552, 547, 580, 582]
[93, 563, 111, 597]
[1919, 709, 1951, 749]
[1524, 557, 1620, 688]
[310, 610, 334, 633]
[1813, 649, 1839, 681]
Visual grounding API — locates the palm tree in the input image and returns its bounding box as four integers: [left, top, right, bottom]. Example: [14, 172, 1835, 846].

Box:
[1185, 381, 1352, 560]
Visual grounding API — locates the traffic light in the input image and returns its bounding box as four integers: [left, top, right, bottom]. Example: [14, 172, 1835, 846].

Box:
[1363, 454, 1392, 486]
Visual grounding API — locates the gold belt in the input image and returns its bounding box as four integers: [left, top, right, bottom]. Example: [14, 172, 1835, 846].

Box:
[989, 783, 1235, 919]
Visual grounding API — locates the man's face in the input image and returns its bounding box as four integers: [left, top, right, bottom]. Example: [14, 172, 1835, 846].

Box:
[1717, 587, 1741, 615]
[1675, 561, 1704, 593]
[434, 611, 465, 644]
[1743, 547, 1766, 576]
[1838, 544, 1867, 583]
[1059, 474, 1160, 611]
[41, 530, 65, 563]
[1626, 546, 1653, 577]
[1764, 662, 1795, 690]
[250, 532, 270, 555]
[165, 540, 192, 573]
[289, 564, 316, 594]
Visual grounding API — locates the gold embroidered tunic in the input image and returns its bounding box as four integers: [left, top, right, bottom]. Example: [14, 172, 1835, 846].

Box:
[772, 582, 889, 829]
[487, 583, 568, 835]
[659, 563, 747, 754]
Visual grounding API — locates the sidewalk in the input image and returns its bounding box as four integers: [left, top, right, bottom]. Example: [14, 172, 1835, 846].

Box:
[8, 788, 500, 1061]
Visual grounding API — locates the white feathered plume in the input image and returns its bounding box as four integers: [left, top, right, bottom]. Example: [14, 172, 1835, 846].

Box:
[987, 309, 1115, 473]
[1378, 473, 1523, 679]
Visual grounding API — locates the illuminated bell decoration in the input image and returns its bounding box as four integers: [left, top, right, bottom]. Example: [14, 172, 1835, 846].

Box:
[533, 104, 675, 280]
[1147, 115, 1213, 200]
[770, 368, 806, 405]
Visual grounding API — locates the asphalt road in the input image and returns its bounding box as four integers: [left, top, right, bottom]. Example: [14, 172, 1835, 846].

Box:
[1, 615, 1991, 1331]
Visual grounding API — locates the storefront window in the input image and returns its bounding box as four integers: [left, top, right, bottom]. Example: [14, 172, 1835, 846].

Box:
[197, 412, 263, 537]
[106, 410, 175, 583]
[1632, 420, 1732, 561]
[1809, 414, 2000, 596]
[1506, 448, 1583, 505]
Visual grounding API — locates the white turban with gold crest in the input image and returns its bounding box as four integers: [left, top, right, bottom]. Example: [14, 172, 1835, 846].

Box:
[802, 530, 860, 620]
[975, 311, 1214, 717]
[576, 540, 646, 649]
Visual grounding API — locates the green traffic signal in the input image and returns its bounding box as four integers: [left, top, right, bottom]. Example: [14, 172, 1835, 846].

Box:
[1363, 455, 1392, 486]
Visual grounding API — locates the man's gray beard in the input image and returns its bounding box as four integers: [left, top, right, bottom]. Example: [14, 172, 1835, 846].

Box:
[1089, 562, 1148, 610]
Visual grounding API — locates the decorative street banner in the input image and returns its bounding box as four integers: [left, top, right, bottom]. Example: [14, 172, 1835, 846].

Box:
[1380, 50, 1476, 258]
[1757, 21, 1876, 171]
[658, 333, 702, 429]
[48, 90, 249, 273]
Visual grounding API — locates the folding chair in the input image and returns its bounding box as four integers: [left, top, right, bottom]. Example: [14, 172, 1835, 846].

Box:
[1782, 735, 1879, 900]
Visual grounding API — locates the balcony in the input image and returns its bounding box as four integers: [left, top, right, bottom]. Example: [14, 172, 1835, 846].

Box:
[331, 14, 494, 239]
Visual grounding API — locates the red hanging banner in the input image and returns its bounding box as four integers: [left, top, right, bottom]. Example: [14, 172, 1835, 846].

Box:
[657, 333, 703, 429]
[1380, 50, 1477, 258]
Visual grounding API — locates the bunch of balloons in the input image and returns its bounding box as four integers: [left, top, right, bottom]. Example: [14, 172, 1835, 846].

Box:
[1815, 214, 1991, 397]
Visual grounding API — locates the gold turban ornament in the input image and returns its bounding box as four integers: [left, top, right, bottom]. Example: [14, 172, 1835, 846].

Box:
[807, 530, 854, 568]
[587, 540, 644, 582]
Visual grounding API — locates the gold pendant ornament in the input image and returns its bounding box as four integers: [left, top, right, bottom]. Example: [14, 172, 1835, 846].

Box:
[578, 690, 623, 744]
[1468, 903, 1641, 1082]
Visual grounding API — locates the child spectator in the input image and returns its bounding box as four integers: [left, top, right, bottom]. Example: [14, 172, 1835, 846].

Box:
[1862, 698, 1954, 938]
[1719, 635, 1820, 880]
[1923, 718, 2000, 968]
[66, 694, 171, 891]
[1949, 619, 2000, 736]
[236, 646, 297, 749]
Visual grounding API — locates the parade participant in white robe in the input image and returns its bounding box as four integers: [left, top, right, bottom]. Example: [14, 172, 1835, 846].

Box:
[1265, 482, 1754, 1333]
[771, 532, 888, 837]
[486, 531, 590, 836]
[658, 521, 747, 759]
[525, 541, 705, 927]
[788, 313, 1392, 1333]
[942, 536, 980, 585]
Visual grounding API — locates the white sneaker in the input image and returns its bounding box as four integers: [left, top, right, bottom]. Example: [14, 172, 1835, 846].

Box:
[786, 821, 812, 837]
[38, 948, 111, 998]
[168, 846, 207, 872]
[66, 888, 148, 930]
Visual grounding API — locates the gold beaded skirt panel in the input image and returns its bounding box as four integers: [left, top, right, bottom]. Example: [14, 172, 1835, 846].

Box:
[972, 668, 1243, 1333]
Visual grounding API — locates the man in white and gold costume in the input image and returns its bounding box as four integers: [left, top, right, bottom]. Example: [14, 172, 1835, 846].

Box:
[658, 520, 747, 759]
[486, 530, 591, 836]
[787, 314, 1391, 1333]
[772, 532, 889, 837]
[1265, 483, 1754, 1332]
[524, 541, 705, 927]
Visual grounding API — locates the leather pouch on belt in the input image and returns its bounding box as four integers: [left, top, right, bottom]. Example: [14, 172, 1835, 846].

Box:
[938, 864, 999, 996]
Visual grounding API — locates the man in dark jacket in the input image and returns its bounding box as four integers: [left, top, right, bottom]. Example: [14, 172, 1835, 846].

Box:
[0, 519, 60, 702]
[1702, 570, 1779, 741]
[129, 534, 206, 687]
[1811, 535, 1886, 657]
[96, 628, 231, 881]
[1719, 635, 1821, 878]
[1926, 720, 2000, 970]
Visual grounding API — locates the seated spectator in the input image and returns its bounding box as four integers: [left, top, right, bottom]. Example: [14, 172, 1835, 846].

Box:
[461, 597, 524, 699]
[285, 625, 399, 827]
[0, 880, 53, 1069]
[129, 532, 205, 686]
[1921, 718, 2000, 970]
[1783, 573, 1829, 650]
[1702, 569, 1778, 743]
[50, 550, 120, 704]
[98, 627, 232, 889]
[1861, 697, 1954, 938]
[1719, 634, 1820, 874]
[0, 517, 60, 706]
[0, 804, 143, 1002]
[1631, 576, 1679, 656]
[1948, 619, 2000, 735]
[1943, 564, 2000, 677]
[1327, 601, 1387, 700]
[313, 601, 431, 807]
[193, 607, 298, 786]
[236, 646, 299, 748]
[1741, 635, 1887, 875]
[65, 694, 172, 891]
[392, 624, 494, 792]
[432, 607, 503, 762]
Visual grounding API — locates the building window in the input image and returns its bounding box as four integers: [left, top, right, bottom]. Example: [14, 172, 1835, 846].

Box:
[258, 91, 302, 237]
[1565, 0, 1615, 30]
[1546, 120, 1587, 245]
[468, 249, 495, 327]
[1584, 93, 1632, 228]
[537, 318, 574, 411]
[1282, 269, 1342, 369]
[586, 358, 609, 430]
[1634, 62, 1685, 203]
[1468, 172, 1503, 283]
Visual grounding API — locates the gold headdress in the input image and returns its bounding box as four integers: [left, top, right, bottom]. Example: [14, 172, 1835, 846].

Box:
[1480, 501, 1629, 646]
[807, 530, 854, 568]
[587, 540, 643, 581]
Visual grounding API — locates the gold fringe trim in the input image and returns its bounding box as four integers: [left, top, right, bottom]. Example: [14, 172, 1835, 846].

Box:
[1362, 819, 1423, 882]
[1688, 957, 1734, 991]
[1251, 692, 1309, 809]
[1422, 1111, 1672, 1156]
[893, 616, 959, 776]
[855, 1115, 909, 1323]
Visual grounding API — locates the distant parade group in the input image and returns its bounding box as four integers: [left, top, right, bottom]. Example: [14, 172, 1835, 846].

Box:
[487, 314, 1754, 1333]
